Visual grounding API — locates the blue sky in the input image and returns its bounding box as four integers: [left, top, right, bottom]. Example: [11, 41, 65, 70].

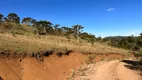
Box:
[1, 0, 142, 37]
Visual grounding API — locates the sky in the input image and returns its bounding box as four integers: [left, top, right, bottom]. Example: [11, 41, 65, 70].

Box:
[0, 0, 142, 37]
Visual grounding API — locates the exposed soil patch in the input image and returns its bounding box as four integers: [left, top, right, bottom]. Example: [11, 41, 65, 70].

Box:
[0, 52, 86, 80]
[0, 52, 125, 80]
[73, 60, 142, 80]
[95, 53, 125, 62]
[22, 52, 86, 80]
[0, 59, 23, 80]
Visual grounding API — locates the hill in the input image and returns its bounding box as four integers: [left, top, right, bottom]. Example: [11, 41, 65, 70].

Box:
[0, 24, 128, 57]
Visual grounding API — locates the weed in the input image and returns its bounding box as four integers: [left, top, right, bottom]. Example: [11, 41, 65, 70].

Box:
[80, 72, 86, 76]
[100, 58, 104, 61]
[67, 69, 76, 80]
[86, 55, 96, 64]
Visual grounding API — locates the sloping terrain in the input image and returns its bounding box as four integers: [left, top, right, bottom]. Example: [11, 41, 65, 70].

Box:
[0, 33, 128, 54]
[0, 23, 131, 80]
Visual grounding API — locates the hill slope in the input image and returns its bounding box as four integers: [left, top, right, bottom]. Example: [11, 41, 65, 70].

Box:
[0, 33, 128, 55]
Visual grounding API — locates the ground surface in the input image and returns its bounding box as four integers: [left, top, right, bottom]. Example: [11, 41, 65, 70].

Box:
[87, 60, 142, 80]
[0, 52, 140, 80]
[0, 53, 86, 80]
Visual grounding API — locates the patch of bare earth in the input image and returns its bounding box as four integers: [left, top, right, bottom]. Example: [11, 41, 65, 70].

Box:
[0, 52, 138, 80]
[74, 60, 142, 80]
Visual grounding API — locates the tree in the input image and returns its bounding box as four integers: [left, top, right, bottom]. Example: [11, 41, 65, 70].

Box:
[36, 20, 53, 34]
[31, 19, 37, 26]
[64, 27, 74, 36]
[80, 32, 96, 44]
[0, 13, 4, 22]
[140, 33, 142, 38]
[127, 36, 135, 43]
[72, 24, 84, 39]
[96, 36, 102, 41]
[53, 24, 63, 35]
[60, 26, 67, 35]
[37, 20, 52, 27]
[3, 17, 9, 22]
[137, 33, 142, 47]
[53, 24, 60, 30]
[7, 13, 20, 24]
[53, 24, 60, 34]
[22, 17, 35, 26]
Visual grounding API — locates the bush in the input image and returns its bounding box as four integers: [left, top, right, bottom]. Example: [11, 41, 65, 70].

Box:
[136, 49, 142, 57]
[86, 55, 96, 64]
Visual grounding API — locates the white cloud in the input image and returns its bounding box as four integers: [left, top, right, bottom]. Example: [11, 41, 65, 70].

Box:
[107, 8, 115, 12]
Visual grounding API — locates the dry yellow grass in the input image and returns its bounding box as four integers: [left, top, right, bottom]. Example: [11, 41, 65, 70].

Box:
[0, 33, 128, 54]
[0, 22, 36, 35]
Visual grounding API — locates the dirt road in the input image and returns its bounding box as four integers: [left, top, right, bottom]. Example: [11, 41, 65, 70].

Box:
[89, 60, 142, 80]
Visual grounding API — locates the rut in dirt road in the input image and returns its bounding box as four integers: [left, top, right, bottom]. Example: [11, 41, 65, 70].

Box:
[89, 60, 142, 80]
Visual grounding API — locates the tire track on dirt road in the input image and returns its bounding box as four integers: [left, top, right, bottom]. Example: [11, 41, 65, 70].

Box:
[89, 60, 142, 80]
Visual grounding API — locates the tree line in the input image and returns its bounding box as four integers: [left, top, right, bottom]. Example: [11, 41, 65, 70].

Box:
[0, 13, 98, 43]
[103, 34, 142, 52]
[1, 13, 141, 51]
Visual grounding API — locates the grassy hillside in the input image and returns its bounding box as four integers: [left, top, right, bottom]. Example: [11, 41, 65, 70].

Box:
[0, 13, 129, 56]
[0, 22, 36, 35]
[0, 31, 128, 55]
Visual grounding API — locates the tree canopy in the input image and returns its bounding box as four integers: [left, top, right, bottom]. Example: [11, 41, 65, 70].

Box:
[22, 17, 36, 26]
[0, 13, 4, 22]
[7, 13, 20, 24]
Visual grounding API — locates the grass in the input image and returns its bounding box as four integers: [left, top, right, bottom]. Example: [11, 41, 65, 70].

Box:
[0, 22, 129, 56]
[0, 22, 36, 35]
[85, 55, 96, 64]
[0, 33, 128, 55]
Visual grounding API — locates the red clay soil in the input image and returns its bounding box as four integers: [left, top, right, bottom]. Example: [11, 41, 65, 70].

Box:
[95, 53, 125, 62]
[0, 52, 125, 80]
[0, 52, 86, 80]
[0, 59, 23, 80]
[89, 60, 142, 80]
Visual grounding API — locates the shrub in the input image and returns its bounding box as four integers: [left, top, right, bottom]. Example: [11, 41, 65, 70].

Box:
[86, 55, 96, 64]
[135, 49, 142, 58]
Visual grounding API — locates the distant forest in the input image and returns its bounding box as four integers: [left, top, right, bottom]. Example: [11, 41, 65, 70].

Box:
[103, 35, 142, 52]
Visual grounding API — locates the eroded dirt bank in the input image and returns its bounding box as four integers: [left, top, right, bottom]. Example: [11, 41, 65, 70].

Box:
[0, 52, 125, 80]
[0, 52, 86, 80]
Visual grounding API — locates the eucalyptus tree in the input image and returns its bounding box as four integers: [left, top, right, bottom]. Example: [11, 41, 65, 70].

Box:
[22, 17, 36, 26]
[0, 13, 4, 22]
[7, 13, 20, 24]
